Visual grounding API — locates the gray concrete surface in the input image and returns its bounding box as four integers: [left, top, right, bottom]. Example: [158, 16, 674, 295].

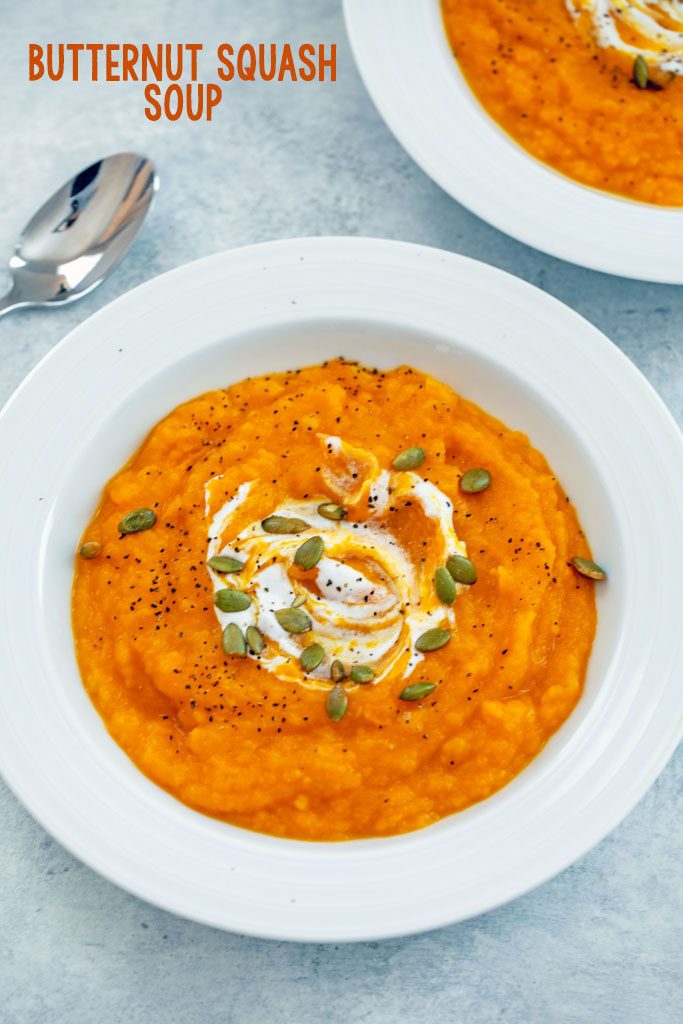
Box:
[0, 1, 681, 1021]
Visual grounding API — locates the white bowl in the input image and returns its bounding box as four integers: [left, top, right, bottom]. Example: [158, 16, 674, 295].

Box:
[0, 237, 682, 942]
[344, 0, 683, 283]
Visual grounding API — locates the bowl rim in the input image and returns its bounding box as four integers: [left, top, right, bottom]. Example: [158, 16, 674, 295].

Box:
[343, 0, 683, 283]
[1, 236, 682, 942]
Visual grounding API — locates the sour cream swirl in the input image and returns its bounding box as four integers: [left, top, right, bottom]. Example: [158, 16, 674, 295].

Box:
[566, 1, 683, 75]
[205, 439, 467, 690]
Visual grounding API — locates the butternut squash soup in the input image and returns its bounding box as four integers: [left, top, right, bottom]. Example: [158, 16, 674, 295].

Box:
[442, 0, 683, 205]
[72, 360, 600, 840]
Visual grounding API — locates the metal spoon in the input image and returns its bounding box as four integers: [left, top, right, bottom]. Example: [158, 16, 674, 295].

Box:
[0, 152, 158, 318]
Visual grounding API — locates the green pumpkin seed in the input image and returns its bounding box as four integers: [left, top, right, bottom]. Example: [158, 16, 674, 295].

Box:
[294, 535, 324, 570]
[274, 607, 311, 633]
[349, 664, 375, 684]
[222, 623, 246, 657]
[118, 508, 157, 535]
[571, 557, 607, 581]
[330, 659, 346, 682]
[446, 554, 477, 586]
[261, 515, 309, 534]
[214, 588, 252, 613]
[291, 594, 307, 608]
[317, 502, 347, 521]
[326, 683, 348, 722]
[415, 627, 451, 652]
[246, 625, 265, 654]
[300, 643, 325, 673]
[208, 555, 244, 574]
[392, 446, 426, 471]
[79, 541, 101, 560]
[434, 566, 457, 604]
[634, 54, 649, 90]
[400, 682, 436, 702]
[460, 468, 491, 494]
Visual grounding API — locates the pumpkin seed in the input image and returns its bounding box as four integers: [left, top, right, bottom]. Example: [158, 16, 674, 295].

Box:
[222, 623, 246, 657]
[300, 643, 325, 672]
[634, 54, 649, 89]
[246, 625, 265, 654]
[79, 541, 101, 560]
[571, 556, 607, 581]
[349, 664, 375, 684]
[434, 566, 457, 604]
[400, 682, 436, 702]
[460, 468, 491, 494]
[326, 683, 348, 722]
[317, 502, 347, 521]
[275, 607, 311, 633]
[330, 659, 346, 682]
[446, 554, 477, 586]
[118, 508, 157, 534]
[214, 588, 252, 613]
[392, 446, 426, 471]
[415, 627, 451, 652]
[261, 515, 309, 534]
[294, 535, 324, 570]
[208, 555, 244, 574]
[291, 594, 307, 608]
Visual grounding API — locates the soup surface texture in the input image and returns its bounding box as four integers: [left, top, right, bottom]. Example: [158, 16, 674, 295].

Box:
[72, 360, 597, 840]
[441, 0, 683, 205]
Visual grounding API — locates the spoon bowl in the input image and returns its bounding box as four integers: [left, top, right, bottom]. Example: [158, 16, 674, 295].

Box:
[0, 152, 157, 317]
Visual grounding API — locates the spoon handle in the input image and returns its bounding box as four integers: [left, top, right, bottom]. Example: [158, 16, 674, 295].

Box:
[0, 285, 28, 319]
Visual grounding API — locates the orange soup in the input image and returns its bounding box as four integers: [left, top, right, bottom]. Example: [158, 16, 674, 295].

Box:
[442, 0, 683, 205]
[72, 360, 598, 840]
